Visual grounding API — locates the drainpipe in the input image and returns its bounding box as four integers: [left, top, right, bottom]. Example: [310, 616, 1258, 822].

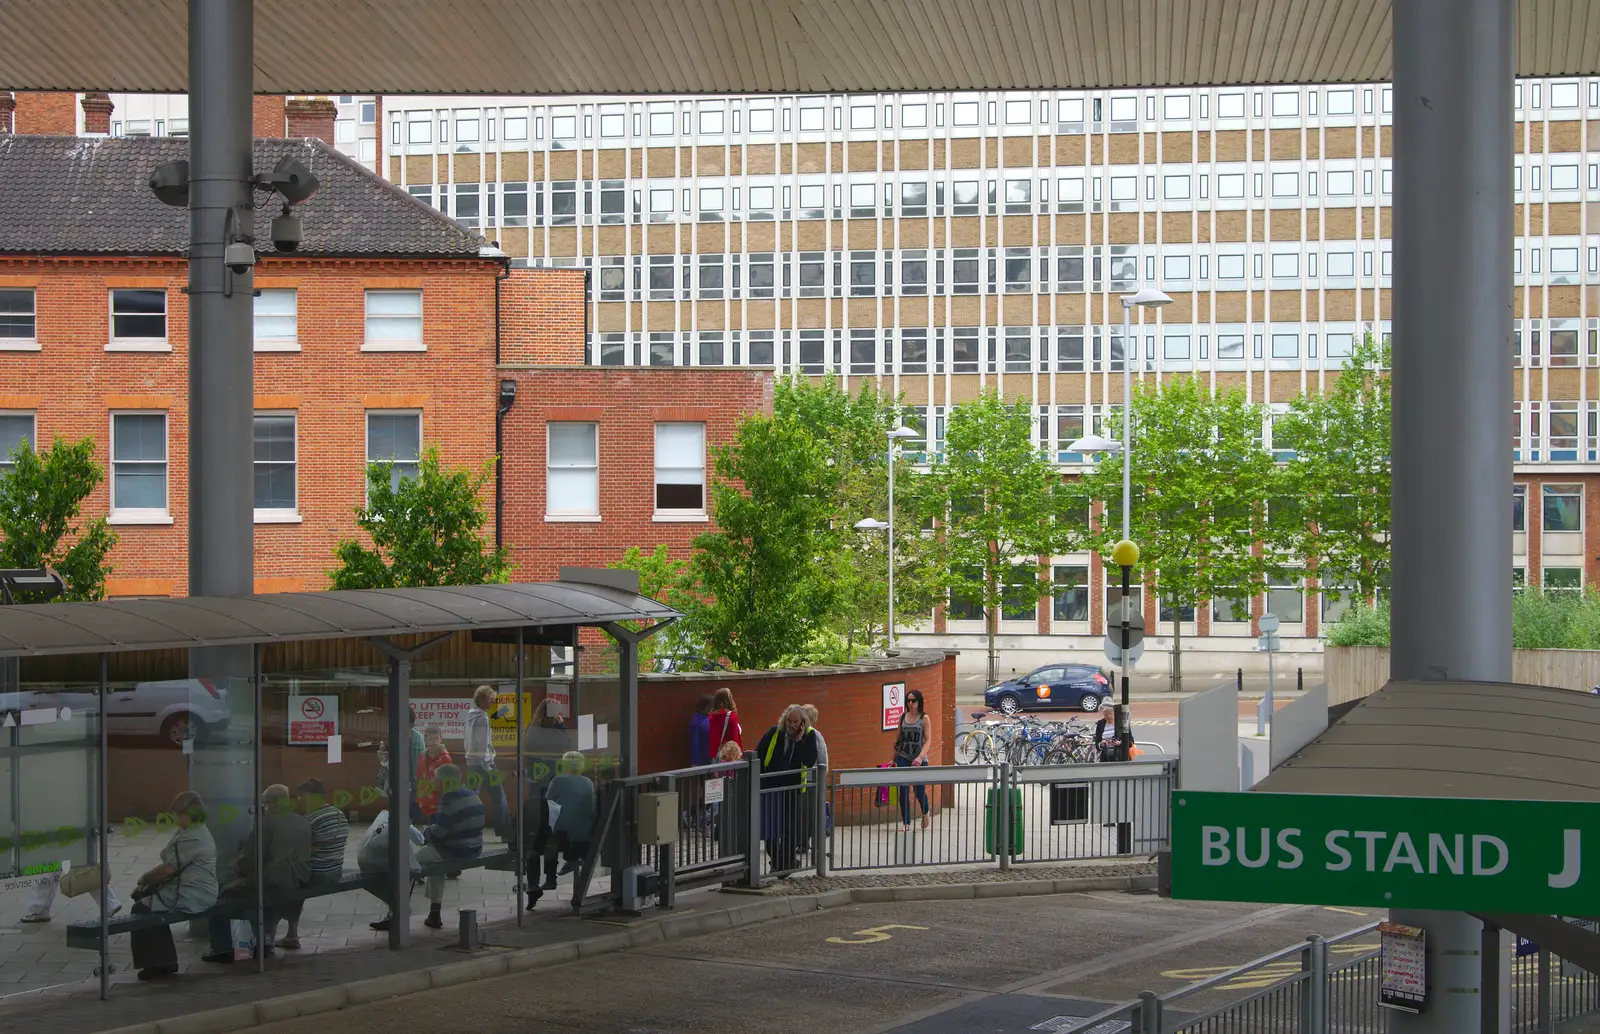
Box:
[492, 248, 513, 549]
[496, 378, 517, 551]
[583, 267, 592, 364]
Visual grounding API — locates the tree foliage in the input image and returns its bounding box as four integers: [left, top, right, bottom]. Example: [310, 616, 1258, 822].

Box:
[931, 391, 1076, 684]
[1272, 333, 1392, 602]
[608, 544, 707, 670]
[689, 408, 839, 669]
[330, 446, 510, 589]
[1068, 379, 1280, 684]
[777, 377, 946, 651]
[0, 436, 116, 601]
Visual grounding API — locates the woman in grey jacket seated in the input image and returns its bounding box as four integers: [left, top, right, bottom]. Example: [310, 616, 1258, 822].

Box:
[539, 751, 596, 894]
[129, 790, 220, 981]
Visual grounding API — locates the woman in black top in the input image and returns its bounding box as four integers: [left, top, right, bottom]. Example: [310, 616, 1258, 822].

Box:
[892, 690, 932, 831]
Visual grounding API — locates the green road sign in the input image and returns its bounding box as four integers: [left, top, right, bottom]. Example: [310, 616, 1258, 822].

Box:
[1171, 790, 1597, 914]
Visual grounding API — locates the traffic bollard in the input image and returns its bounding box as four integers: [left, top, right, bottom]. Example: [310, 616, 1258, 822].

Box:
[1236, 668, 1243, 692]
[1297, 667, 1304, 692]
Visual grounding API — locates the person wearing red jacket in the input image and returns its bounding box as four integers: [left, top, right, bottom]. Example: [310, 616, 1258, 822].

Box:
[708, 687, 742, 757]
[415, 727, 453, 820]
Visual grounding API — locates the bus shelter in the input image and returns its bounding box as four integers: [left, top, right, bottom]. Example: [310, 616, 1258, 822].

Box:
[0, 573, 674, 997]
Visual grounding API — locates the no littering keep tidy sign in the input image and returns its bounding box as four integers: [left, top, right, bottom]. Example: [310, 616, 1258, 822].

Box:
[1170, 790, 1595, 913]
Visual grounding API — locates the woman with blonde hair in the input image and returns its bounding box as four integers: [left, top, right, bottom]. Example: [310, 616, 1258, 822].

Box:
[463, 685, 509, 832]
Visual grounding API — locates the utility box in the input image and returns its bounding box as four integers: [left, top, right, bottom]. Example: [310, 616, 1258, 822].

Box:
[638, 791, 680, 846]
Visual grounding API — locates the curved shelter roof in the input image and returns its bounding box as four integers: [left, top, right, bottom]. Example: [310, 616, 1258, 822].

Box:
[0, 582, 676, 659]
[2, 1, 1599, 95]
[1256, 680, 1600, 802]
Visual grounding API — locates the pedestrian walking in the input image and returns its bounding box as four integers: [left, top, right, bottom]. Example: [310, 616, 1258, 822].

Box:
[892, 690, 932, 831]
[464, 685, 511, 833]
[689, 694, 714, 766]
[708, 688, 743, 756]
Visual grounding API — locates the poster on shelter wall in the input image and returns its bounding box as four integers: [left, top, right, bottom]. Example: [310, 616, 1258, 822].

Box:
[1378, 921, 1428, 1014]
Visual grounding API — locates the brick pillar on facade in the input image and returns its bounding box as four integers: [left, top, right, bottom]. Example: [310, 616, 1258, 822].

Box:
[80, 92, 113, 135]
[284, 97, 337, 144]
[253, 95, 287, 137]
[0, 93, 14, 134]
[12, 92, 79, 135]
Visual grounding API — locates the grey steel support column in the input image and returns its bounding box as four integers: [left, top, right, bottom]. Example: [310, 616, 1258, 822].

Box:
[514, 628, 525, 925]
[1389, 3, 1515, 1032]
[97, 656, 108, 1001]
[385, 657, 412, 949]
[187, 0, 255, 598]
[186, 0, 258, 863]
[620, 638, 638, 778]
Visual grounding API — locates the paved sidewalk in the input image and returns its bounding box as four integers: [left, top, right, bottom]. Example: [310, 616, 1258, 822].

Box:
[2, 860, 1153, 1034]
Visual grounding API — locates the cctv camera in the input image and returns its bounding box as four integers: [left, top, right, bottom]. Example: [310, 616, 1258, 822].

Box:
[270, 210, 302, 253]
[268, 156, 319, 205]
[224, 241, 256, 275]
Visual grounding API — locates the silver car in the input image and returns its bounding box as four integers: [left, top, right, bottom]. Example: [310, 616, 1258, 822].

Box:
[2, 678, 231, 747]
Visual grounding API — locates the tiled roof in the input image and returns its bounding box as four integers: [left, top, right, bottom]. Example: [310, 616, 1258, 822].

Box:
[0, 135, 487, 258]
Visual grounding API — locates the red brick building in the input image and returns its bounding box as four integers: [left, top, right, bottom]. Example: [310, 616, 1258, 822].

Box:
[0, 133, 507, 595]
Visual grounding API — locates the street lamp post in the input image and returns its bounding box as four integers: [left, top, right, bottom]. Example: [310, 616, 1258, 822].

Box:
[856, 425, 921, 654]
[1072, 287, 1169, 762]
[885, 426, 919, 651]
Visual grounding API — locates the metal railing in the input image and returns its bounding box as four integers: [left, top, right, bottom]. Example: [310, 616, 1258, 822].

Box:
[828, 759, 1175, 872]
[1061, 921, 1600, 1034]
[758, 765, 827, 880]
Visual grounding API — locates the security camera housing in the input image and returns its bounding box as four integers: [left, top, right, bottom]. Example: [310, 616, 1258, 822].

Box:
[266, 156, 319, 205]
[148, 160, 190, 208]
[224, 241, 257, 275]
[270, 211, 302, 253]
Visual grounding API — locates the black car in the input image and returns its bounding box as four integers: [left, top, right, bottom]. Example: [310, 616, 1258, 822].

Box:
[984, 664, 1111, 714]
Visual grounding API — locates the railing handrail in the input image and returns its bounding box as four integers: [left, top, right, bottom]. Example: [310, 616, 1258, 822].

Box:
[620, 759, 751, 785]
[1058, 921, 1380, 1034]
[835, 763, 996, 786]
[1014, 759, 1174, 783]
[1172, 968, 1312, 1028]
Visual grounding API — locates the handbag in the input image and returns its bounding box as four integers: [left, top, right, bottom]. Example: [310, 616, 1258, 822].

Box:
[60, 864, 102, 898]
[133, 840, 187, 903]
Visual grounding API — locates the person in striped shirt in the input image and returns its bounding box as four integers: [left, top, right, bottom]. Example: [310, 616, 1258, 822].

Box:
[277, 778, 349, 950]
[418, 764, 484, 929]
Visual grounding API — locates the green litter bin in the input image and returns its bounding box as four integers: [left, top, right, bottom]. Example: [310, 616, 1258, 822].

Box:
[984, 786, 1024, 856]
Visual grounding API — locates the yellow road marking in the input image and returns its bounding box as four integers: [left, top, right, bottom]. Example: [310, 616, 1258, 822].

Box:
[826, 924, 930, 945]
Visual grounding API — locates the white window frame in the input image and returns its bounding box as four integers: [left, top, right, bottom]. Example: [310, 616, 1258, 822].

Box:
[0, 287, 39, 351]
[362, 288, 425, 352]
[653, 422, 707, 520]
[253, 287, 299, 352]
[252, 410, 300, 522]
[0, 410, 36, 476]
[546, 421, 600, 521]
[365, 409, 423, 495]
[109, 410, 172, 524]
[108, 288, 170, 352]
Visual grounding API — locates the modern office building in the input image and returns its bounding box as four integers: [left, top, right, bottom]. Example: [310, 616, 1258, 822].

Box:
[97, 92, 381, 170]
[371, 82, 1600, 669]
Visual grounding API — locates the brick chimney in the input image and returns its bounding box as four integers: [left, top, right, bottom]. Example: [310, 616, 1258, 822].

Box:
[284, 97, 337, 144]
[253, 95, 286, 137]
[12, 92, 79, 135]
[0, 93, 14, 134]
[80, 92, 113, 135]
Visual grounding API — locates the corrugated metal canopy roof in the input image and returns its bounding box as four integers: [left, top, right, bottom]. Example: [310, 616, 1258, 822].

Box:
[0, 582, 677, 658]
[1256, 680, 1600, 801]
[2, 1, 1599, 95]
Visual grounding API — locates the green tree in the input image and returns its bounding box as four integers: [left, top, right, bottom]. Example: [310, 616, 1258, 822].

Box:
[1070, 379, 1279, 688]
[330, 446, 510, 589]
[608, 544, 706, 671]
[0, 436, 116, 601]
[777, 376, 947, 651]
[932, 391, 1076, 685]
[1272, 333, 1391, 606]
[690, 410, 838, 669]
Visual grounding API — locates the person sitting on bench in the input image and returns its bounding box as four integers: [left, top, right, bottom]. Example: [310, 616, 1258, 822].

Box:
[127, 790, 220, 981]
[416, 764, 483, 930]
[360, 807, 423, 932]
[204, 784, 312, 963]
[276, 778, 349, 950]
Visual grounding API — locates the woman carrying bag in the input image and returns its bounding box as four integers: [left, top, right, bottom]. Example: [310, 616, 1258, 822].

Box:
[128, 791, 220, 981]
[892, 690, 933, 832]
